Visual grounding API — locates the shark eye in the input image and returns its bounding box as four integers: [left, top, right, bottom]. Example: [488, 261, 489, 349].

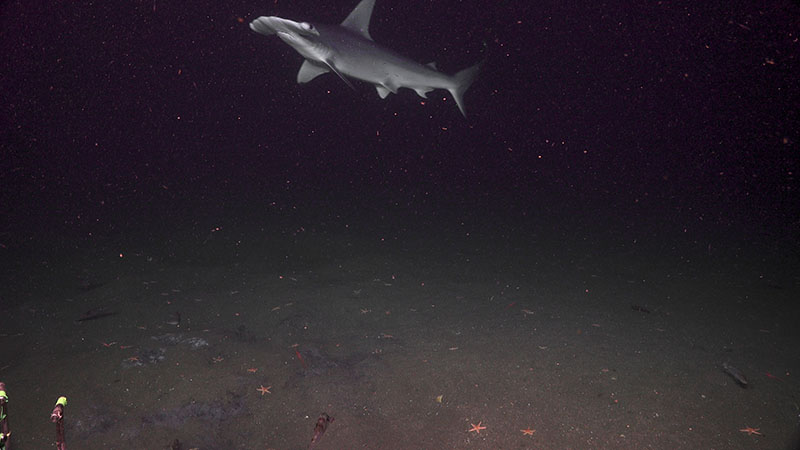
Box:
[301, 22, 314, 31]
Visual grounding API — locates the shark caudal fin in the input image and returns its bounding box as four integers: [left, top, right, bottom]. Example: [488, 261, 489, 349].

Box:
[448, 60, 483, 118]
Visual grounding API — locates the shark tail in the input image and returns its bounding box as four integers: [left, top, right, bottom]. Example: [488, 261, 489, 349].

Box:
[449, 60, 483, 118]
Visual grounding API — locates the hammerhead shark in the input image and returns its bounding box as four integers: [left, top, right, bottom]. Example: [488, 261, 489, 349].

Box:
[249, 0, 482, 117]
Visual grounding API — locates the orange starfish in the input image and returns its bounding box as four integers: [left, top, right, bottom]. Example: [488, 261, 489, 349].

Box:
[521, 428, 535, 436]
[256, 385, 272, 395]
[468, 422, 487, 434]
[247, 368, 258, 373]
[739, 427, 762, 436]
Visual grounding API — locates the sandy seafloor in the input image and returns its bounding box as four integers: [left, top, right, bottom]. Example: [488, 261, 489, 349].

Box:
[1, 206, 799, 449]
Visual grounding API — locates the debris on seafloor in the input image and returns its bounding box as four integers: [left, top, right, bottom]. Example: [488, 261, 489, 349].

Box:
[308, 412, 334, 449]
[722, 362, 749, 388]
[151, 333, 208, 349]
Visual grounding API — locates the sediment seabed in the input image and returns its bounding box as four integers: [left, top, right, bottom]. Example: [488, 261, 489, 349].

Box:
[120, 333, 209, 368]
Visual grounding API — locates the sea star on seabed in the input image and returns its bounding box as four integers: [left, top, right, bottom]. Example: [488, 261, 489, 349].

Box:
[256, 385, 272, 395]
[468, 422, 487, 434]
[739, 427, 762, 436]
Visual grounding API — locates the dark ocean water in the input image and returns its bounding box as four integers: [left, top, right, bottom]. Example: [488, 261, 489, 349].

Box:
[2, 0, 799, 448]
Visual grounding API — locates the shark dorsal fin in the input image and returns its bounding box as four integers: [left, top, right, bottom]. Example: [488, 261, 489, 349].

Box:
[340, 0, 375, 40]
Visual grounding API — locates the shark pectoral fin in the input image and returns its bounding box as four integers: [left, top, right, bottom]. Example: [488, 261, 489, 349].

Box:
[325, 62, 356, 90]
[340, 0, 375, 40]
[376, 85, 391, 99]
[297, 61, 330, 84]
[297, 60, 330, 84]
[413, 87, 433, 98]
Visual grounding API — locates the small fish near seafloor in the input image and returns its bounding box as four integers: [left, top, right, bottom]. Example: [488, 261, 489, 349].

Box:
[722, 362, 749, 388]
[309, 413, 334, 449]
[75, 307, 117, 322]
[165, 311, 181, 326]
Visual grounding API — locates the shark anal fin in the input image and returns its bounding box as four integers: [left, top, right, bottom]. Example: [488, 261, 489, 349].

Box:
[297, 60, 330, 84]
[413, 87, 433, 98]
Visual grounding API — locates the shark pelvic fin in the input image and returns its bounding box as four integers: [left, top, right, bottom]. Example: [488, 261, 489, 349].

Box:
[340, 0, 375, 40]
[376, 85, 391, 99]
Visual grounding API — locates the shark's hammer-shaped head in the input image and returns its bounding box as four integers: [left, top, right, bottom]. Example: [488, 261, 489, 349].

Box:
[250, 17, 328, 63]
